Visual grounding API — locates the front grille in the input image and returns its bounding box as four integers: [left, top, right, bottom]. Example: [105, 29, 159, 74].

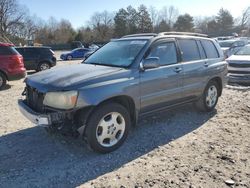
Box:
[229, 62, 250, 68]
[228, 70, 250, 74]
[26, 85, 45, 113]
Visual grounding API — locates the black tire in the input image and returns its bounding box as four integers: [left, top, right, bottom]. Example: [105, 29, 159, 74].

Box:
[195, 80, 219, 112]
[37, 62, 50, 71]
[85, 103, 131, 153]
[0, 72, 7, 90]
[67, 55, 73, 61]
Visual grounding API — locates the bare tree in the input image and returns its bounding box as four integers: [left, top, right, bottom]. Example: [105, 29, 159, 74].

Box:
[88, 11, 114, 41]
[0, 0, 26, 41]
[240, 6, 250, 29]
[149, 6, 159, 29]
[159, 6, 179, 28]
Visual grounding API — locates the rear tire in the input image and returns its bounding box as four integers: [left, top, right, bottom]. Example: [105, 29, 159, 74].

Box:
[85, 103, 131, 153]
[0, 72, 7, 90]
[195, 80, 219, 112]
[67, 55, 73, 61]
[37, 62, 50, 71]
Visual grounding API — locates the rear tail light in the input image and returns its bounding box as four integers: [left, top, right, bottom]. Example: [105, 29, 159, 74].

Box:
[8, 55, 24, 69]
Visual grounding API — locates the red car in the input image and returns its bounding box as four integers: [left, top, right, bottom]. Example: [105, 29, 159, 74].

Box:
[0, 43, 26, 90]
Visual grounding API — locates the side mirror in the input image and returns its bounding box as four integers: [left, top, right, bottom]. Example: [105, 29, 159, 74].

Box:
[140, 57, 160, 70]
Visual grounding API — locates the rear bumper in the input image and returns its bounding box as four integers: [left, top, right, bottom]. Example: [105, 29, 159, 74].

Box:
[8, 70, 26, 81]
[228, 73, 250, 84]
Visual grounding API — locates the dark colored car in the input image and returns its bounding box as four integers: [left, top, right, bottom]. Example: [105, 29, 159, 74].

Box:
[16, 47, 56, 71]
[0, 43, 26, 90]
[60, 48, 93, 60]
[226, 44, 250, 85]
[18, 32, 227, 153]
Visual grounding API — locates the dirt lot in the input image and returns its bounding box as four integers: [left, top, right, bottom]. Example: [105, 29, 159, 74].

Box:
[0, 52, 250, 188]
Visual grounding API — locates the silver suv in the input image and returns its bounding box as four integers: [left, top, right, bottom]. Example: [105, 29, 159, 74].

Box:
[18, 32, 228, 153]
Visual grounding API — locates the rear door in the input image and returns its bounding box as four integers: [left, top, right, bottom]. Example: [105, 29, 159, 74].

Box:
[22, 48, 39, 70]
[177, 38, 208, 100]
[140, 39, 183, 113]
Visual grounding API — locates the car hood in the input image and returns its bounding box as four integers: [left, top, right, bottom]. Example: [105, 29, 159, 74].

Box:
[25, 64, 123, 92]
[226, 55, 250, 62]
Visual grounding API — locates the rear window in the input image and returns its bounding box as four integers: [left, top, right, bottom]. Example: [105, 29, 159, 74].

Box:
[0, 46, 19, 55]
[178, 39, 200, 62]
[201, 40, 219, 58]
[39, 48, 53, 55]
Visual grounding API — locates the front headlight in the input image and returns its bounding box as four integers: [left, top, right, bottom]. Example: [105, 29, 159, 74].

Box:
[43, 91, 78, 109]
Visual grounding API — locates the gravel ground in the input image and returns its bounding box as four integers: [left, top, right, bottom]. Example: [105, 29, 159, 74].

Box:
[0, 52, 249, 188]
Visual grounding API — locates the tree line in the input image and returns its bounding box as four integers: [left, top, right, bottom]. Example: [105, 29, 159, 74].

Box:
[1, 0, 250, 45]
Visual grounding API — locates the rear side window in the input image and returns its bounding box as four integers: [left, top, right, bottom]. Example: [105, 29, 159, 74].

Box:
[23, 48, 38, 57]
[147, 42, 177, 66]
[0, 46, 19, 55]
[178, 39, 200, 62]
[201, 40, 219, 58]
[39, 48, 52, 55]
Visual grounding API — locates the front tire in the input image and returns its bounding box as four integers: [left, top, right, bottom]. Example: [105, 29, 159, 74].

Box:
[0, 72, 7, 90]
[85, 103, 131, 153]
[195, 80, 219, 112]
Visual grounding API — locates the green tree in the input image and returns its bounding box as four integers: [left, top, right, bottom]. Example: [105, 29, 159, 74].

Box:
[137, 4, 153, 33]
[174, 14, 194, 32]
[127, 5, 138, 34]
[216, 8, 234, 35]
[156, 20, 171, 32]
[114, 8, 128, 37]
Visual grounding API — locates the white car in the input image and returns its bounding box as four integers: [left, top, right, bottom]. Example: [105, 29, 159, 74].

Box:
[226, 44, 250, 85]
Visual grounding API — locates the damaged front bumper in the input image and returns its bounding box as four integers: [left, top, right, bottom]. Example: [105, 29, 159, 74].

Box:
[18, 99, 69, 126]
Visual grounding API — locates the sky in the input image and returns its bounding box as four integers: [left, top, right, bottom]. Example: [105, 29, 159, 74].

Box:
[19, 0, 250, 29]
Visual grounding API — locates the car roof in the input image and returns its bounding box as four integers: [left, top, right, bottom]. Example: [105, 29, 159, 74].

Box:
[15, 46, 51, 49]
[0, 42, 14, 47]
[120, 32, 213, 41]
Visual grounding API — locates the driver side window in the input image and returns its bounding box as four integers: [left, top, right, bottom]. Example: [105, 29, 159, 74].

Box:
[147, 42, 177, 66]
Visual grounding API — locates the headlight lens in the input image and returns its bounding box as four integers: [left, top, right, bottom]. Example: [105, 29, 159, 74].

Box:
[43, 91, 78, 109]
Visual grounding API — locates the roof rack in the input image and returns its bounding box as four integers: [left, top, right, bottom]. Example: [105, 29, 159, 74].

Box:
[122, 33, 157, 38]
[158, 32, 208, 38]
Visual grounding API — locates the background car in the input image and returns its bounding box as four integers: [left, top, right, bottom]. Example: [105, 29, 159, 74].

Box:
[0, 43, 26, 90]
[226, 44, 250, 85]
[16, 47, 56, 71]
[60, 48, 93, 60]
[218, 39, 248, 58]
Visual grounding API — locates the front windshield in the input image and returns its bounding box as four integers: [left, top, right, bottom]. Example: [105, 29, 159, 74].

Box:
[85, 39, 148, 67]
[235, 46, 250, 55]
[219, 41, 234, 48]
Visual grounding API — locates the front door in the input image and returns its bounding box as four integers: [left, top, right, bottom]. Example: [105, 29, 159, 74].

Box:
[140, 39, 183, 113]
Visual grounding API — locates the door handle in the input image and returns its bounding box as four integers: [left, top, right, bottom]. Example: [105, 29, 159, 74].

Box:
[174, 67, 182, 73]
[204, 62, 209, 67]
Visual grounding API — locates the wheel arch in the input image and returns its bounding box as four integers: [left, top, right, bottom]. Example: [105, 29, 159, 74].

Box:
[209, 77, 222, 96]
[97, 95, 137, 126]
[0, 69, 8, 80]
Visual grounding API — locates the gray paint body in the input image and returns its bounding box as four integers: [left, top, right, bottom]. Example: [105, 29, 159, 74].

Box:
[25, 35, 228, 118]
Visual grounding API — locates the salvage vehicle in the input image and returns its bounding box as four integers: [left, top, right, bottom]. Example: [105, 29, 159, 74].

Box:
[226, 44, 250, 85]
[0, 43, 26, 90]
[18, 32, 228, 153]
